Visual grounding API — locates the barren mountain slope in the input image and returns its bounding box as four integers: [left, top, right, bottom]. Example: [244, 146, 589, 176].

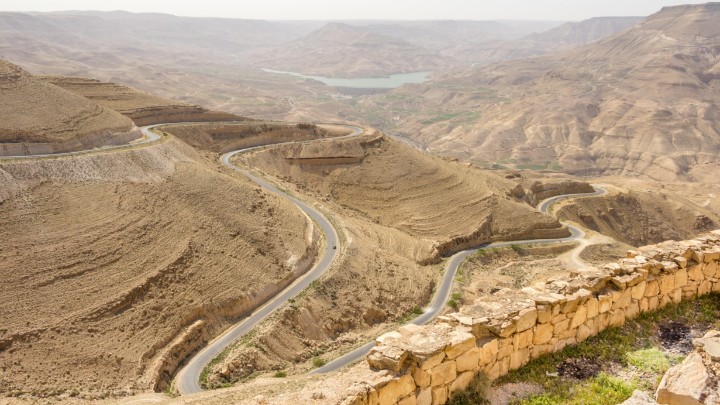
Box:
[0, 135, 318, 397]
[238, 133, 567, 256]
[184, 131, 572, 386]
[352, 3, 720, 182]
[40, 76, 242, 125]
[0, 60, 138, 155]
[253, 22, 449, 78]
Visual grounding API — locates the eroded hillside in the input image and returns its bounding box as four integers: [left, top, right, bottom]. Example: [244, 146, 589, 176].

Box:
[345, 3, 720, 182]
[0, 60, 138, 155]
[0, 135, 318, 397]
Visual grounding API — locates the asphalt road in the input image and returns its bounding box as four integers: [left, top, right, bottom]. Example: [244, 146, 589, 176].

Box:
[174, 125, 363, 395]
[0, 125, 163, 160]
[312, 185, 607, 374]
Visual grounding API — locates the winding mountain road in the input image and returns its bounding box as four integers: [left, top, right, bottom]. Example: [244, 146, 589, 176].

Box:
[174, 124, 363, 395]
[0, 122, 608, 393]
[313, 185, 607, 374]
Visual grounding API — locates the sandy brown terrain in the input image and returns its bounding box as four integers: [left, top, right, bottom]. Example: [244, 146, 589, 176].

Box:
[253, 23, 449, 78]
[337, 4, 720, 182]
[0, 135, 321, 398]
[556, 178, 720, 246]
[40, 76, 243, 126]
[0, 60, 138, 155]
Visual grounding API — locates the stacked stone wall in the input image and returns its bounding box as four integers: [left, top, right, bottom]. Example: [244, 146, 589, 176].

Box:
[344, 230, 720, 405]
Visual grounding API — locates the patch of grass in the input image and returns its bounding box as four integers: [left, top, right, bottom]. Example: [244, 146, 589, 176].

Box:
[626, 347, 672, 374]
[312, 356, 327, 368]
[411, 305, 423, 315]
[570, 373, 636, 405]
[511, 244, 522, 252]
[199, 346, 232, 389]
[496, 294, 720, 403]
[273, 370, 287, 378]
[447, 299, 459, 310]
[448, 374, 491, 404]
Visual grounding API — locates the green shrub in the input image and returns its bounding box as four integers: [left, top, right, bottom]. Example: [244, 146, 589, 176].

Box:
[312, 356, 327, 368]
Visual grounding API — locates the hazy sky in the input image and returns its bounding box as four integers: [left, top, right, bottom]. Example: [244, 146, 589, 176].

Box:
[0, 0, 711, 21]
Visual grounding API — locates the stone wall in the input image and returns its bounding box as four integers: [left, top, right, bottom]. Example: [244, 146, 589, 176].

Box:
[344, 230, 720, 405]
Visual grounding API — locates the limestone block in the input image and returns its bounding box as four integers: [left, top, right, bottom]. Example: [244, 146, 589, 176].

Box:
[498, 355, 510, 376]
[431, 385, 447, 405]
[558, 328, 578, 340]
[455, 347, 481, 373]
[698, 280, 712, 296]
[612, 289, 632, 310]
[498, 338, 513, 359]
[671, 288, 682, 304]
[631, 281, 647, 300]
[674, 269, 688, 289]
[537, 305, 552, 324]
[483, 362, 500, 381]
[687, 265, 704, 282]
[703, 261, 718, 278]
[655, 352, 710, 405]
[661, 261, 679, 273]
[648, 296, 659, 311]
[444, 331, 477, 360]
[378, 374, 415, 405]
[625, 302, 640, 320]
[609, 309, 626, 327]
[449, 371, 475, 395]
[659, 294, 672, 308]
[570, 305, 588, 329]
[639, 298, 649, 313]
[531, 344, 553, 359]
[682, 285, 698, 300]
[412, 366, 431, 388]
[513, 329, 534, 350]
[534, 323, 554, 345]
[694, 330, 720, 361]
[620, 390, 658, 404]
[420, 351, 446, 371]
[417, 387, 432, 405]
[430, 361, 457, 387]
[550, 313, 567, 325]
[561, 295, 580, 314]
[598, 294, 613, 313]
[553, 318, 571, 336]
[644, 280, 660, 297]
[659, 274, 675, 295]
[587, 298, 599, 319]
[598, 313, 611, 330]
[674, 256, 687, 269]
[576, 323, 594, 342]
[398, 395, 417, 405]
[515, 307, 538, 333]
[368, 345, 409, 372]
[713, 281, 720, 293]
[509, 348, 530, 370]
[704, 247, 720, 262]
[479, 338, 498, 366]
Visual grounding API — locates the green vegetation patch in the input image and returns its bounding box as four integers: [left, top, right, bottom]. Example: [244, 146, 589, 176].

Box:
[454, 293, 720, 404]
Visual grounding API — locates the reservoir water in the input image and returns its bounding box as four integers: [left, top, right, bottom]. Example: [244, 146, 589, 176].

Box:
[262, 68, 431, 89]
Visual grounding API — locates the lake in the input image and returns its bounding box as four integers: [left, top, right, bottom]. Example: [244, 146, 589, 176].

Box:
[262, 68, 432, 89]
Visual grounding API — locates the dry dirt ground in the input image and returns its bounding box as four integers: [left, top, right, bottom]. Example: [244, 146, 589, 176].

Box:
[0, 137, 318, 399]
[40, 76, 242, 126]
[555, 178, 720, 247]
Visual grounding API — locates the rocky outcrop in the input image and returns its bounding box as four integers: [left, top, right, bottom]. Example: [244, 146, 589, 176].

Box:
[655, 330, 720, 405]
[343, 230, 720, 405]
